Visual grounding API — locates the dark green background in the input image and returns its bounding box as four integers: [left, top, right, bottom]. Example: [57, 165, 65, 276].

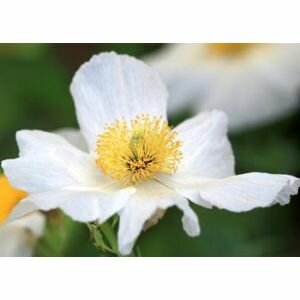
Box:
[0, 44, 299, 256]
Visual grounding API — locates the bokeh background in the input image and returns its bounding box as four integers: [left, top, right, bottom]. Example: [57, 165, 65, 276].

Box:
[0, 44, 299, 257]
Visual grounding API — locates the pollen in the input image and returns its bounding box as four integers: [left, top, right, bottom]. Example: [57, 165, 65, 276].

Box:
[0, 175, 27, 224]
[96, 114, 183, 187]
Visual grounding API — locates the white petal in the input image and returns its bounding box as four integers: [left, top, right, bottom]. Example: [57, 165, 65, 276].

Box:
[26, 187, 134, 223]
[2, 130, 104, 193]
[0, 226, 33, 257]
[166, 173, 300, 212]
[175, 198, 200, 237]
[117, 181, 199, 255]
[0, 212, 45, 257]
[6, 198, 39, 223]
[9, 212, 45, 237]
[175, 110, 235, 178]
[158, 173, 214, 209]
[70, 52, 168, 151]
[55, 128, 88, 152]
[201, 58, 300, 131]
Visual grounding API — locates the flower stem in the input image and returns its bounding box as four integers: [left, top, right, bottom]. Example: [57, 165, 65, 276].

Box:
[87, 218, 143, 257]
[87, 221, 120, 256]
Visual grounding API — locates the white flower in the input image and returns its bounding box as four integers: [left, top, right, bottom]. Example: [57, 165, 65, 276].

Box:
[0, 175, 45, 257]
[0, 213, 45, 257]
[2, 52, 299, 255]
[145, 44, 300, 131]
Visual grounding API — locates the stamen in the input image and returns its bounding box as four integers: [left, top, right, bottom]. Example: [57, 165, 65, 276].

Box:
[205, 43, 259, 58]
[96, 114, 183, 187]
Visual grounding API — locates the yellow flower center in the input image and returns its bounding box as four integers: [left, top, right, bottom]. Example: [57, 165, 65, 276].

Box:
[205, 43, 259, 58]
[0, 175, 27, 224]
[96, 114, 183, 187]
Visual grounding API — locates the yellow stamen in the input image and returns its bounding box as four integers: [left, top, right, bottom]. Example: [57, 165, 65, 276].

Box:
[0, 175, 27, 224]
[205, 43, 259, 57]
[97, 114, 183, 187]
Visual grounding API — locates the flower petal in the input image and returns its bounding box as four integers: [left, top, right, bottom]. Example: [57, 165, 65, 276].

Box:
[6, 198, 39, 223]
[203, 173, 300, 212]
[0, 212, 45, 257]
[164, 172, 300, 212]
[8, 212, 45, 237]
[117, 181, 200, 255]
[175, 198, 200, 237]
[2, 130, 105, 193]
[175, 110, 235, 178]
[70, 52, 168, 151]
[200, 62, 300, 131]
[26, 187, 134, 223]
[0, 226, 33, 257]
[55, 128, 88, 152]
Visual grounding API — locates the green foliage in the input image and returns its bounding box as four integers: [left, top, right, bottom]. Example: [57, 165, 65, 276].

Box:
[35, 211, 100, 257]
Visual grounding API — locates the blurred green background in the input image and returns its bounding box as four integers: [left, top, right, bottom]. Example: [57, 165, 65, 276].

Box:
[0, 44, 299, 257]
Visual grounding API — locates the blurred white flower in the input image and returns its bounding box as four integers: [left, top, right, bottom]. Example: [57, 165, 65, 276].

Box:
[2, 53, 299, 255]
[0, 175, 45, 257]
[146, 44, 300, 131]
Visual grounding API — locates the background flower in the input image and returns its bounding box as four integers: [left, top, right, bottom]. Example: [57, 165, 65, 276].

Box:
[145, 44, 300, 131]
[0, 213, 45, 257]
[0, 175, 45, 257]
